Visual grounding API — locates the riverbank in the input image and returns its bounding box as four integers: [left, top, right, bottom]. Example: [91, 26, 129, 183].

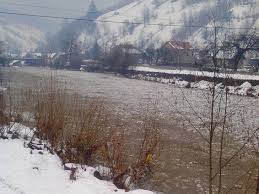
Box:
[117, 66, 259, 98]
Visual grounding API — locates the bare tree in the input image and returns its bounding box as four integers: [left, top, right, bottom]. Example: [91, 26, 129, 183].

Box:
[103, 44, 139, 73]
[225, 31, 259, 71]
[175, 22, 259, 194]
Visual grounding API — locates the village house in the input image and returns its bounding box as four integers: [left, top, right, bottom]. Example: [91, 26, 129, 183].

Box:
[216, 50, 237, 69]
[7, 52, 46, 67]
[47, 52, 67, 68]
[80, 59, 104, 72]
[215, 49, 259, 72]
[159, 40, 195, 67]
[119, 44, 142, 64]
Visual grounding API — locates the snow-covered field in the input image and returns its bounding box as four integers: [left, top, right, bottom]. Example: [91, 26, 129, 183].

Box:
[0, 123, 154, 194]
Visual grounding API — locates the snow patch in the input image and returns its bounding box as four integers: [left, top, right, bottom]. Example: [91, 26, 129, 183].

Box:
[0, 124, 154, 194]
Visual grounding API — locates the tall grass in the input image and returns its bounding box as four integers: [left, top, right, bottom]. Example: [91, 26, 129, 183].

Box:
[0, 91, 8, 126]
[3, 73, 164, 190]
[100, 112, 163, 190]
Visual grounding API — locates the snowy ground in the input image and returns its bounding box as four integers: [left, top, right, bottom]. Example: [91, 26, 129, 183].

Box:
[130, 66, 259, 97]
[0, 124, 154, 194]
[133, 66, 259, 81]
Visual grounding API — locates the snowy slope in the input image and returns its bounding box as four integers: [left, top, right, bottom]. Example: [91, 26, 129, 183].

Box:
[0, 19, 45, 52]
[0, 123, 154, 194]
[84, 0, 259, 49]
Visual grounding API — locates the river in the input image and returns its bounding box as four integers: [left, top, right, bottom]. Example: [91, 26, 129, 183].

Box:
[1, 66, 258, 194]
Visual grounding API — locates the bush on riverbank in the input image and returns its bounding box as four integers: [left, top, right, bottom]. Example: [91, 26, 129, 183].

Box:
[0, 75, 163, 191]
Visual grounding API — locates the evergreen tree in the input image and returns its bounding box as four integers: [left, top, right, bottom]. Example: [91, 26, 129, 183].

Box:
[86, 1, 100, 20]
[83, 1, 100, 34]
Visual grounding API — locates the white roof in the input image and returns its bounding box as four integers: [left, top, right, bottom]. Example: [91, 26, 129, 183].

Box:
[9, 60, 22, 66]
[31, 53, 42, 57]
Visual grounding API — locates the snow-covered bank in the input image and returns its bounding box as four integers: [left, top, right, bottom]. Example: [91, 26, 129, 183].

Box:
[132, 66, 259, 81]
[0, 124, 154, 194]
[129, 72, 259, 98]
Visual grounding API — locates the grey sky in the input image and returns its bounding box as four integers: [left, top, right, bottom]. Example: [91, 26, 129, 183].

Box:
[0, 0, 122, 32]
[1, 0, 121, 16]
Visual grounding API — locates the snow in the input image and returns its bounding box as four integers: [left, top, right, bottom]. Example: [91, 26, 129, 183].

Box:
[129, 66, 259, 97]
[0, 19, 45, 52]
[132, 66, 259, 81]
[191, 80, 213, 90]
[9, 60, 22, 66]
[175, 79, 189, 88]
[0, 87, 7, 92]
[235, 81, 253, 96]
[0, 124, 154, 194]
[88, 0, 259, 49]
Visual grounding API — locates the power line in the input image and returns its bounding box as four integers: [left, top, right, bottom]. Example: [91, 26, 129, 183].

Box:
[0, 3, 84, 14]
[0, 1, 99, 14]
[1, 1, 255, 30]
[0, 10, 256, 31]
[0, 1, 182, 23]
[0, 2, 183, 23]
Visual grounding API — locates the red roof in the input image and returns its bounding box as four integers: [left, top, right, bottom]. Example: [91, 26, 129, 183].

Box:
[166, 40, 193, 50]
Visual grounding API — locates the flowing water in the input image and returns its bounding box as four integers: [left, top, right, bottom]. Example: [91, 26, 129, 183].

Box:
[1, 66, 258, 194]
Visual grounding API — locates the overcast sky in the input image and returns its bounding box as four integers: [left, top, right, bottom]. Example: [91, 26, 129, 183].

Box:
[1, 0, 121, 17]
[0, 0, 122, 31]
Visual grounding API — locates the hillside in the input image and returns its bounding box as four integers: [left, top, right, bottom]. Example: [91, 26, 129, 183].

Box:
[88, 0, 259, 49]
[0, 18, 46, 53]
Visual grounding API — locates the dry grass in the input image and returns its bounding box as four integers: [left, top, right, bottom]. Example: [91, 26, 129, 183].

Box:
[63, 96, 113, 164]
[99, 112, 163, 190]
[2, 73, 164, 191]
[0, 92, 9, 126]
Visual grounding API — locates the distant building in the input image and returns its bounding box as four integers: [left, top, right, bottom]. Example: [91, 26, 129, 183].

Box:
[119, 44, 142, 64]
[47, 52, 67, 68]
[216, 49, 259, 72]
[24, 58, 46, 66]
[9, 52, 46, 67]
[159, 40, 195, 67]
[80, 60, 104, 71]
[216, 50, 238, 69]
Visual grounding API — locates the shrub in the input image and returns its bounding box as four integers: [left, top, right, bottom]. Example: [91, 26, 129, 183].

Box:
[6, 73, 164, 191]
[33, 77, 66, 147]
[101, 113, 163, 190]
[103, 44, 139, 72]
[63, 97, 113, 164]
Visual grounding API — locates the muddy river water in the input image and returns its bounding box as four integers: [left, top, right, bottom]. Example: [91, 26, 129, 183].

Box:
[1, 67, 258, 194]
